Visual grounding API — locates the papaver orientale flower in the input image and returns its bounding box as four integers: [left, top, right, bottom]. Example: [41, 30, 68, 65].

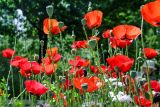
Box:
[143, 48, 158, 59]
[106, 55, 134, 73]
[20, 61, 41, 75]
[73, 76, 102, 93]
[71, 41, 87, 49]
[102, 29, 111, 38]
[112, 25, 141, 40]
[110, 37, 132, 48]
[90, 65, 107, 74]
[10, 56, 28, 67]
[141, 0, 160, 27]
[69, 56, 90, 67]
[84, 10, 103, 29]
[41, 57, 58, 75]
[143, 80, 160, 92]
[69, 67, 85, 77]
[2, 48, 16, 58]
[134, 96, 151, 107]
[43, 18, 67, 35]
[24, 80, 48, 96]
[46, 47, 62, 63]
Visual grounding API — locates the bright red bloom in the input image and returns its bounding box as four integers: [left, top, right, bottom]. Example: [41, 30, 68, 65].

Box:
[107, 55, 134, 73]
[20, 61, 41, 75]
[71, 41, 87, 49]
[24, 80, 48, 96]
[143, 80, 160, 92]
[143, 48, 158, 59]
[46, 47, 58, 57]
[43, 18, 67, 35]
[20, 69, 31, 78]
[84, 10, 103, 29]
[73, 76, 102, 93]
[141, 0, 160, 27]
[112, 25, 141, 40]
[60, 79, 72, 90]
[90, 65, 107, 74]
[134, 96, 151, 107]
[2, 48, 16, 58]
[41, 57, 58, 75]
[102, 29, 111, 38]
[69, 56, 90, 67]
[69, 67, 85, 77]
[10, 56, 28, 67]
[53, 54, 62, 63]
[42, 63, 57, 76]
[110, 37, 133, 48]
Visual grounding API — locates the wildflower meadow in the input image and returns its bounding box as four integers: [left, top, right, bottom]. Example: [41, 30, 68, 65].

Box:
[0, 0, 160, 107]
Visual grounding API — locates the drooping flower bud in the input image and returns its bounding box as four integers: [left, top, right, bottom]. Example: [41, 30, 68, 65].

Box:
[81, 19, 86, 26]
[46, 5, 53, 18]
[88, 39, 97, 49]
[58, 22, 64, 29]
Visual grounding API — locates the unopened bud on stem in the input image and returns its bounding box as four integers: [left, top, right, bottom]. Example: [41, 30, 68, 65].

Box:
[46, 5, 53, 18]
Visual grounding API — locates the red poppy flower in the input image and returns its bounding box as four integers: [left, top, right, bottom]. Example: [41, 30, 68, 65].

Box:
[110, 37, 133, 48]
[24, 80, 48, 96]
[53, 54, 62, 63]
[19, 61, 41, 75]
[143, 48, 158, 59]
[73, 76, 101, 93]
[143, 80, 160, 92]
[84, 10, 103, 29]
[71, 41, 87, 49]
[102, 29, 111, 38]
[20, 69, 31, 78]
[112, 25, 141, 40]
[134, 96, 151, 107]
[106, 55, 134, 73]
[31, 62, 41, 75]
[141, 0, 160, 27]
[42, 63, 57, 75]
[43, 18, 67, 35]
[10, 56, 28, 67]
[60, 79, 72, 90]
[2, 48, 16, 58]
[69, 56, 90, 67]
[90, 65, 107, 74]
[46, 47, 58, 57]
[69, 67, 85, 77]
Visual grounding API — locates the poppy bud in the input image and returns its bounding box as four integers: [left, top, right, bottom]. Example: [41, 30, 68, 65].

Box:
[71, 49, 77, 54]
[59, 76, 66, 83]
[81, 83, 88, 91]
[34, 54, 39, 61]
[72, 30, 75, 37]
[130, 71, 137, 78]
[92, 29, 99, 36]
[88, 39, 97, 49]
[46, 5, 53, 18]
[81, 19, 86, 26]
[88, 2, 92, 11]
[58, 22, 64, 29]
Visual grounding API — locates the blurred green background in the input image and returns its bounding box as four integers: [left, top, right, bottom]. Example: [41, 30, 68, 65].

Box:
[0, 0, 160, 97]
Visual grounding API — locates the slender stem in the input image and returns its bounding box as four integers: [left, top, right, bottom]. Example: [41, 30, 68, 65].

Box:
[82, 25, 88, 41]
[6, 34, 17, 103]
[9, 88, 26, 104]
